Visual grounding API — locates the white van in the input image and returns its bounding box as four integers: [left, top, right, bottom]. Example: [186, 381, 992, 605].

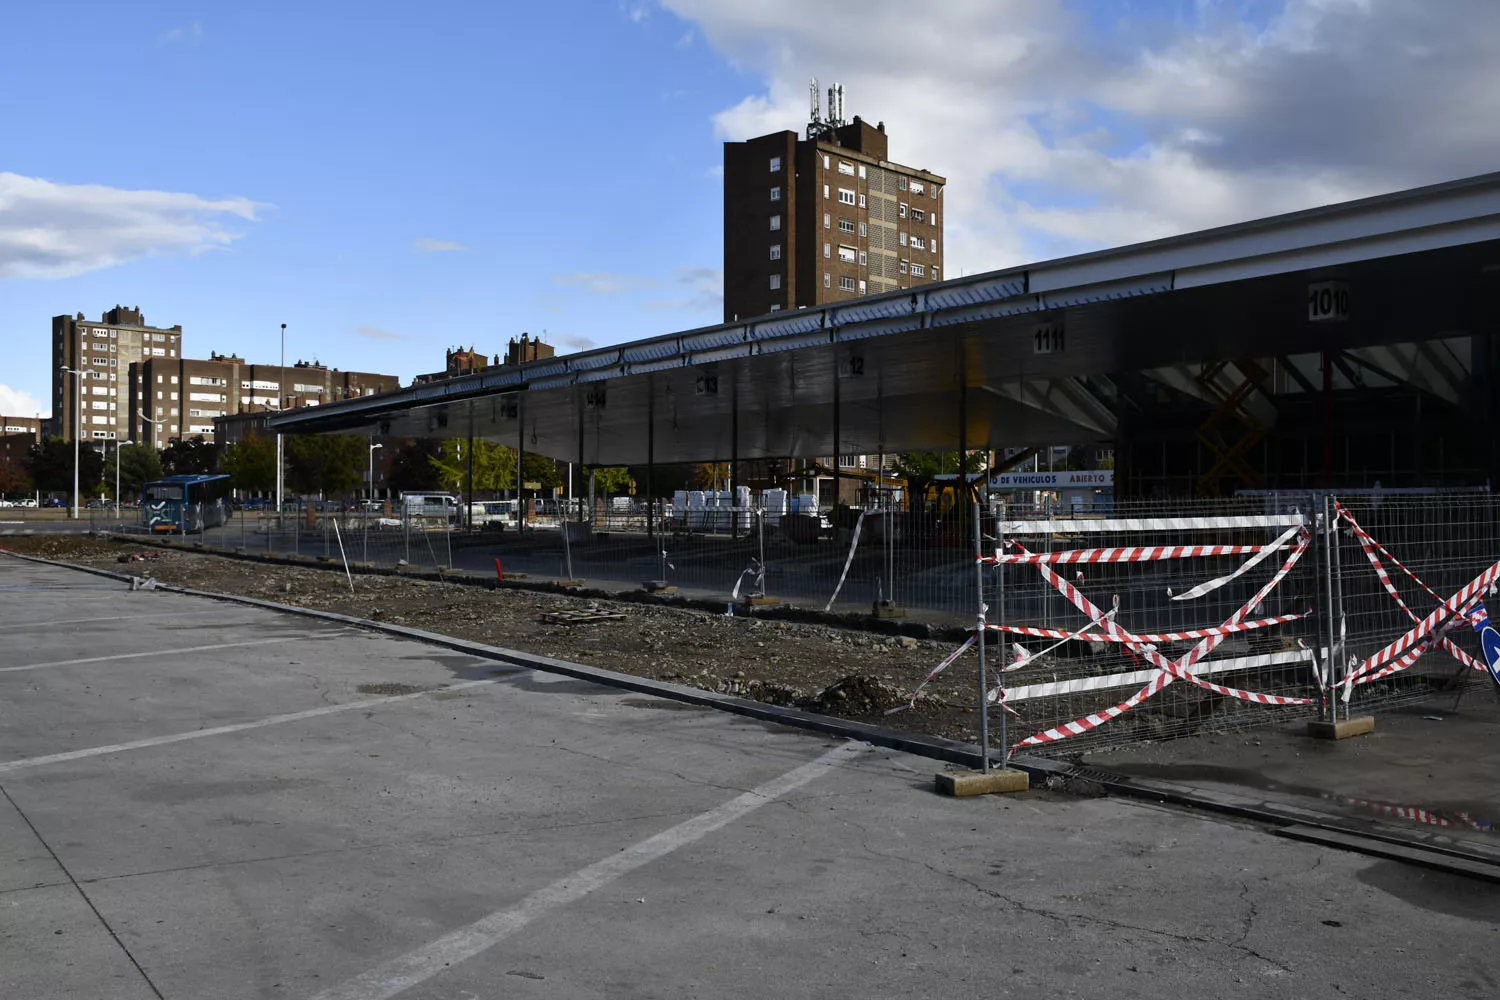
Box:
[400, 492, 459, 522]
[466, 500, 517, 527]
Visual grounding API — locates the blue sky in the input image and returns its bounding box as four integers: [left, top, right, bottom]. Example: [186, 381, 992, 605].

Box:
[4, 1, 1496, 418]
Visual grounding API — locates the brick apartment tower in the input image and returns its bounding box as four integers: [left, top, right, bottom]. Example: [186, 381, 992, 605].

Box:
[722, 81, 947, 323]
[52, 306, 183, 445]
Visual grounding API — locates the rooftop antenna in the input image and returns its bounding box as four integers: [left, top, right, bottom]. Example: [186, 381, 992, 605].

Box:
[834, 83, 845, 126]
[809, 77, 821, 124]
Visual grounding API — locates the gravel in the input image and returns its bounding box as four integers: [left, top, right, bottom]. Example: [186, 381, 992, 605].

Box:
[5, 535, 992, 743]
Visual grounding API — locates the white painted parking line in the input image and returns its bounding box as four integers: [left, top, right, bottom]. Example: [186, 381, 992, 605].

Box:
[0, 678, 501, 774]
[0, 634, 340, 674]
[0, 612, 224, 633]
[307, 740, 866, 1000]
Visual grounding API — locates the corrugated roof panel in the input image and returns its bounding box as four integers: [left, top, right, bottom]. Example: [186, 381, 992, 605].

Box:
[834, 314, 923, 342]
[690, 344, 753, 365]
[622, 339, 682, 363]
[682, 327, 747, 351]
[756, 330, 830, 354]
[568, 350, 622, 372]
[1041, 273, 1173, 309]
[924, 273, 1027, 309]
[627, 357, 686, 375]
[481, 369, 524, 389]
[575, 367, 619, 383]
[526, 374, 575, 391]
[929, 295, 1042, 328]
[751, 312, 825, 340]
[523, 359, 568, 379]
[829, 296, 914, 326]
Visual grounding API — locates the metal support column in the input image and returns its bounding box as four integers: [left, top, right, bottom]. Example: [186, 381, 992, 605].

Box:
[465, 424, 474, 533]
[730, 386, 739, 539]
[832, 359, 841, 521]
[646, 380, 655, 539]
[516, 397, 525, 530]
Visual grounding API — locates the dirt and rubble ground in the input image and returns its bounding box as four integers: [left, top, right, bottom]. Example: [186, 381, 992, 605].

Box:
[2, 534, 996, 744]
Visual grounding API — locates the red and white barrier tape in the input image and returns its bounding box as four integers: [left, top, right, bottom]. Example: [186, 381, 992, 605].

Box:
[983, 544, 1280, 566]
[1015, 530, 1314, 748]
[886, 634, 976, 715]
[1335, 504, 1483, 676]
[1337, 555, 1500, 690]
[986, 610, 1307, 645]
[1169, 524, 1304, 601]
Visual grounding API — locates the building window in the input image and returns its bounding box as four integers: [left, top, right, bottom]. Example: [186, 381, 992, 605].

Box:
[837, 188, 855, 205]
[858, 164, 867, 179]
[911, 208, 925, 223]
[769, 244, 781, 260]
[823, 242, 831, 258]
[769, 274, 781, 290]
[899, 232, 908, 247]
[769, 156, 781, 172]
[932, 212, 938, 227]
[911, 180, 925, 195]
[837, 161, 855, 176]
[823, 184, 829, 200]
[911, 263, 926, 277]
[837, 245, 856, 263]
[898, 176, 908, 191]
[838, 276, 856, 291]
[770, 215, 781, 231]
[823, 213, 831, 229]
[932, 185, 941, 198]
[932, 267, 939, 280]
[858, 251, 867, 267]
[859, 221, 867, 237]
[824, 272, 831, 288]
[858, 194, 866, 208]
[858, 279, 867, 294]
[911, 235, 926, 250]
[822, 154, 830, 169]
[156, 375, 163, 383]
[838, 217, 855, 234]
[931, 239, 938, 254]
[899, 203, 908, 218]
[770, 186, 782, 201]
[769, 304, 782, 312]
[900, 259, 908, 274]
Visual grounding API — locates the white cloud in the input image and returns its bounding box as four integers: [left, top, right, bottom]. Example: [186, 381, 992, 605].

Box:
[0, 173, 264, 280]
[0, 384, 46, 418]
[160, 20, 204, 45]
[645, 266, 722, 312]
[353, 325, 401, 341]
[553, 272, 661, 295]
[665, 0, 1500, 274]
[552, 333, 599, 352]
[413, 238, 468, 253]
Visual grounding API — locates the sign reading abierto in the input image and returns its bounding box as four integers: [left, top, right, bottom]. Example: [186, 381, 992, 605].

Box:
[989, 470, 1113, 490]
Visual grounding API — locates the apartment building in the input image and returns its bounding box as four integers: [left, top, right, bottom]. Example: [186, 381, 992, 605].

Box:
[722, 83, 946, 323]
[52, 306, 183, 444]
[128, 353, 400, 447]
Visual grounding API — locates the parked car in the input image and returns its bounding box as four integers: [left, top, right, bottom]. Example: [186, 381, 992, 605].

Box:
[42, 498, 66, 508]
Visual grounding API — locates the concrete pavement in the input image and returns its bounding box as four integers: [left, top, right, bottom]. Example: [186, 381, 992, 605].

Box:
[2, 554, 1498, 999]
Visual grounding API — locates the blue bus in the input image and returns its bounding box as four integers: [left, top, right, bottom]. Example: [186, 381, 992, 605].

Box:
[141, 474, 232, 533]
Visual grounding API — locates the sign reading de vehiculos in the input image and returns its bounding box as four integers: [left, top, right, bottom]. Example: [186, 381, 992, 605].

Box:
[988, 470, 1114, 490]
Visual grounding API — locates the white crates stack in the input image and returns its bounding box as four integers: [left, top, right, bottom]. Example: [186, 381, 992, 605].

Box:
[761, 488, 788, 525]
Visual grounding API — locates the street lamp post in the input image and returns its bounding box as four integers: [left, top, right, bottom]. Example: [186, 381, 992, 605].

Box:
[276, 323, 286, 515]
[365, 441, 383, 564]
[60, 366, 83, 519]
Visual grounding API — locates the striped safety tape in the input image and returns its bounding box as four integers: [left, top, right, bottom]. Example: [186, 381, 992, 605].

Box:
[983, 544, 1282, 565]
[986, 610, 1308, 645]
[1014, 530, 1314, 748]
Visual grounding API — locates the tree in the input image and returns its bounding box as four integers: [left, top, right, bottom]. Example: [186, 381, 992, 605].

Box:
[520, 453, 562, 492]
[430, 439, 516, 493]
[25, 438, 104, 495]
[285, 434, 366, 496]
[221, 432, 276, 493]
[891, 450, 987, 512]
[0, 450, 32, 496]
[386, 439, 441, 493]
[105, 443, 163, 499]
[592, 467, 632, 494]
[691, 463, 732, 489]
[161, 435, 216, 475]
